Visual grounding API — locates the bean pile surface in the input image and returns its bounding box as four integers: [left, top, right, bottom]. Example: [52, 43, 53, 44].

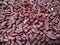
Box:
[0, 0, 60, 45]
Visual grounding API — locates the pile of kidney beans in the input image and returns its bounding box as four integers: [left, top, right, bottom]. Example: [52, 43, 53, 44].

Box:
[0, 0, 60, 45]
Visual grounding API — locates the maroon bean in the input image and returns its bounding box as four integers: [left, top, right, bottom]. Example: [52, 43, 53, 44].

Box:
[47, 31, 57, 39]
[16, 40, 22, 45]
